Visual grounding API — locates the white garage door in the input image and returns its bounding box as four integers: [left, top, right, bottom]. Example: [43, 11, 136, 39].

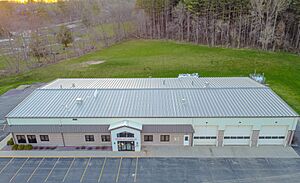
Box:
[193, 126, 218, 145]
[223, 126, 252, 145]
[258, 126, 287, 145]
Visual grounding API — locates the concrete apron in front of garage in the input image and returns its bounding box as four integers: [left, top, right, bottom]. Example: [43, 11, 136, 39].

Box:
[0, 145, 298, 158]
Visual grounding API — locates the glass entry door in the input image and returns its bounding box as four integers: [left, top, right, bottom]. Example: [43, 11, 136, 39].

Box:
[117, 141, 135, 151]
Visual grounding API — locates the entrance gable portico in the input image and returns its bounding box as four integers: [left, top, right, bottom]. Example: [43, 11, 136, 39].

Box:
[109, 120, 142, 151]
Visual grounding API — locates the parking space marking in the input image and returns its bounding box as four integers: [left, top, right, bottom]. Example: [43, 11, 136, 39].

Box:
[80, 157, 91, 183]
[27, 158, 44, 182]
[98, 157, 106, 183]
[115, 157, 123, 183]
[10, 158, 29, 182]
[44, 158, 59, 182]
[62, 158, 75, 182]
[0, 158, 13, 175]
[134, 157, 138, 182]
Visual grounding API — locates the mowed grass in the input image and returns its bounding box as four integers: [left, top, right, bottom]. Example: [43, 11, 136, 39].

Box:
[0, 39, 299, 113]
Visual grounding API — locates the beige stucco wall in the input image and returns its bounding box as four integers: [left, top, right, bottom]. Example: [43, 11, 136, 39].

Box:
[13, 133, 64, 146]
[63, 133, 111, 146]
[141, 133, 192, 146]
[7, 117, 298, 131]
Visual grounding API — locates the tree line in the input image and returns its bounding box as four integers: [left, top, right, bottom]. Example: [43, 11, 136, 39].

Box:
[135, 0, 300, 53]
[0, 0, 135, 74]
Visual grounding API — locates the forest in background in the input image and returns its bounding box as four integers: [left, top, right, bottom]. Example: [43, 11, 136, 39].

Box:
[0, 0, 299, 76]
[136, 0, 300, 52]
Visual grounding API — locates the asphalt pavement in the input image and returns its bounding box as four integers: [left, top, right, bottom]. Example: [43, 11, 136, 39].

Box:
[0, 157, 299, 183]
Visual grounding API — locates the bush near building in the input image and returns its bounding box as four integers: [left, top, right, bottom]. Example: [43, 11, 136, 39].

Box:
[7, 138, 14, 146]
[11, 144, 33, 151]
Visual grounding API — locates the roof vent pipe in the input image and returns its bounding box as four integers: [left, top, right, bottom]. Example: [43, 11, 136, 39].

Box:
[204, 81, 210, 88]
[60, 85, 63, 89]
[72, 83, 76, 88]
[76, 98, 83, 105]
[181, 98, 186, 104]
[163, 80, 166, 85]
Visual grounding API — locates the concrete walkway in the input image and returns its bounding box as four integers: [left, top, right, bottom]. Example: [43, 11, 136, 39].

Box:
[0, 145, 298, 158]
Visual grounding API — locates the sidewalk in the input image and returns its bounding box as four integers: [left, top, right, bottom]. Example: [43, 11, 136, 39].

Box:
[0, 145, 298, 158]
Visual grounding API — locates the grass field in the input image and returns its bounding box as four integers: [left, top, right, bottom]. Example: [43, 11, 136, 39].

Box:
[0, 39, 299, 113]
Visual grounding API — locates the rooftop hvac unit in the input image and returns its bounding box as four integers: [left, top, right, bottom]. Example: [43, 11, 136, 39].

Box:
[178, 73, 200, 78]
[249, 71, 266, 84]
[76, 98, 83, 105]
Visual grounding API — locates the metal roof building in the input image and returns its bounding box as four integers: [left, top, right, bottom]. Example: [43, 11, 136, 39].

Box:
[5, 77, 299, 151]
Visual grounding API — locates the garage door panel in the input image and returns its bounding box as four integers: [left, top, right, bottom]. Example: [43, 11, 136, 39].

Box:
[258, 126, 287, 145]
[223, 126, 252, 145]
[193, 126, 218, 145]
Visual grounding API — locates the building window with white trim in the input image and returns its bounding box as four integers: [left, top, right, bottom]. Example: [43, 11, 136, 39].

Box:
[160, 135, 170, 142]
[117, 132, 134, 138]
[144, 135, 153, 142]
[27, 135, 37, 143]
[101, 135, 111, 142]
[16, 135, 26, 144]
[40, 135, 49, 142]
[85, 135, 95, 142]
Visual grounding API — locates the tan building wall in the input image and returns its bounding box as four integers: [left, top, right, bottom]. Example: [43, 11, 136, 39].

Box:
[63, 133, 111, 146]
[141, 133, 192, 146]
[13, 133, 64, 146]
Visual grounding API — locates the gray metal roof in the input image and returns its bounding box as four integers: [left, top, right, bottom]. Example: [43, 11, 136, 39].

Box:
[6, 86, 298, 118]
[142, 125, 194, 133]
[5, 124, 194, 133]
[42, 77, 266, 89]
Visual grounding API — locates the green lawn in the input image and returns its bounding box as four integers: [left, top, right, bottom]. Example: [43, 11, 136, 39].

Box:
[0, 39, 299, 113]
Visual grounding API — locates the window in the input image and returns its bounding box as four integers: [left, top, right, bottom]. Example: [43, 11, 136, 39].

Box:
[144, 135, 153, 142]
[160, 135, 170, 142]
[117, 132, 134, 138]
[259, 136, 285, 139]
[101, 135, 111, 142]
[16, 135, 26, 143]
[85, 135, 95, 142]
[194, 136, 216, 139]
[224, 136, 250, 139]
[40, 135, 49, 142]
[27, 135, 37, 143]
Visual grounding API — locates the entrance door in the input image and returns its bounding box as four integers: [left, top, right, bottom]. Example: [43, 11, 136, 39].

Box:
[117, 141, 135, 151]
[184, 135, 189, 146]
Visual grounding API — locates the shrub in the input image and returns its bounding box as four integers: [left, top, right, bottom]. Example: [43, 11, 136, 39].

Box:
[12, 144, 18, 150]
[24, 145, 33, 150]
[17, 145, 25, 150]
[7, 138, 14, 146]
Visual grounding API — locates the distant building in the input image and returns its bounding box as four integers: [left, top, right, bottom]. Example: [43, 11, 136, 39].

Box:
[5, 77, 299, 151]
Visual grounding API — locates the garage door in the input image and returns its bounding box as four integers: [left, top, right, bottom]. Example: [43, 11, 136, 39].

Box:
[193, 126, 218, 145]
[223, 126, 252, 145]
[258, 126, 287, 145]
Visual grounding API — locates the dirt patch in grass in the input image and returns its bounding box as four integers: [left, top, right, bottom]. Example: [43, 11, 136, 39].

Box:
[80, 60, 105, 67]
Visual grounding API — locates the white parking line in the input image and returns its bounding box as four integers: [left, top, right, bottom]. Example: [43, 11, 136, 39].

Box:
[98, 157, 107, 183]
[115, 157, 123, 183]
[10, 158, 29, 182]
[62, 158, 75, 182]
[134, 157, 138, 182]
[27, 158, 44, 182]
[0, 158, 14, 175]
[80, 157, 91, 183]
[44, 158, 59, 182]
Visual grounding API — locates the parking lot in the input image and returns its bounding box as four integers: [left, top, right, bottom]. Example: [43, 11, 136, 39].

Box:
[0, 157, 299, 183]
